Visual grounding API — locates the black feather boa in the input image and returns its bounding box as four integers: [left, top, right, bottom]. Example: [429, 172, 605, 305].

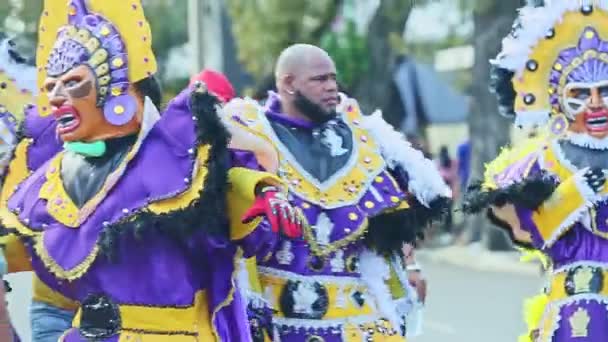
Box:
[463, 173, 557, 214]
[364, 196, 451, 254]
[98, 89, 231, 260]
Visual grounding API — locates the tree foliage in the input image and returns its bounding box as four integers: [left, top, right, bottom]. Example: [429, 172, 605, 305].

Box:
[320, 20, 368, 89]
[225, 0, 342, 81]
[143, 0, 188, 69]
[0, 0, 187, 74]
[352, 0, 413, 113]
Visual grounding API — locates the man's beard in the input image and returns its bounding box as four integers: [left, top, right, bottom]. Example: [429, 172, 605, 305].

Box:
[293, 91, 337, 124]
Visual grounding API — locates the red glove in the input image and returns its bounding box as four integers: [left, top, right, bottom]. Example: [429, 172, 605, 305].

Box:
[242, 186, 304, 238]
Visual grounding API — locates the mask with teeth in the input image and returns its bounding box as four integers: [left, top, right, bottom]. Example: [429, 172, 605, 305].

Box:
[551, 28, 608, 148]
[38, 0, 155, 150]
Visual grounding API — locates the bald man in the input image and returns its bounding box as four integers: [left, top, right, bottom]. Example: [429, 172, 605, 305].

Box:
[224, 44, 450, 342]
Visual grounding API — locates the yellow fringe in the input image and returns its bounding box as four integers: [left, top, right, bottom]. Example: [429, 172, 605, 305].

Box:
[518, 293, 549, 342]
[517, 248, 550, 270]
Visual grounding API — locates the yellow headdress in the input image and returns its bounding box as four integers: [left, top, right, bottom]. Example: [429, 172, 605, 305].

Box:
[36, 0, 157, 120]
[493, 1, 608, 128]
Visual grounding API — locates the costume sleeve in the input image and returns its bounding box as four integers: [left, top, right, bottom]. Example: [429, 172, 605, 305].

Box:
[0, 110, 60, 273]
[226, 152, 277, 341]
[507, 172, 597, 248]
[226, 159, 283, 258]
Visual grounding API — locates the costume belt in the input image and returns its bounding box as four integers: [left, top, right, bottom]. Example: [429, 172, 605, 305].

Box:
[548, 264, 608, 301]
[72, 290, 213, 339]
[259, 272, 375, 320]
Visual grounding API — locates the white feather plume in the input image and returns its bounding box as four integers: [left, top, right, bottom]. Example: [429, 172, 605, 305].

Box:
[493, 0, 608, 75]
[361, 110, 451, 207]
[0, 38, 37, 94]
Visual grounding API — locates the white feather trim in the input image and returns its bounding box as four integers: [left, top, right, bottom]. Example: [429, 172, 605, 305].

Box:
[494, 1, 606, 75]
[236, 258, 252, 295]
[236, 258, 269, 309]
[565, 132, 608, 150]
[359, 249, 401, 330]
[514, 110, 551, 128]
[542, 168, 600, 248]
[272, 314, 380, 331]
[360, 110, 451, 206]
[0, 38, 37, 94]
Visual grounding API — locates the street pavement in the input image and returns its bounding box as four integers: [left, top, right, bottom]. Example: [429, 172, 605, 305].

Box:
[6, 272, 32, 342]
[414, 253, 542, 342]
[5, 251, 542, 342]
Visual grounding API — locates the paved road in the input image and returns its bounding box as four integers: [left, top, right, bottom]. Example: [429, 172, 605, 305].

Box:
[413, 257, 542, 342]
[5, 258, 542, 342]
[6, 272, 33, 342]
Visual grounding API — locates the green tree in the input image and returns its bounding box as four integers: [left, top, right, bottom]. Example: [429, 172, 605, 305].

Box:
[320, 19, 368, 90]
[226, 0, 414, 116]
[0, 0, 188, 94]
[144, 0, 188, 71]
[226, 0, 343, 81]
[1, 0, 43, 56]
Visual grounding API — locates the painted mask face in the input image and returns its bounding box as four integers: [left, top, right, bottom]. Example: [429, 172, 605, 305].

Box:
[42, 0, 145, 143]
[563, 80, 608, 139]
[43, 65, 140, 142]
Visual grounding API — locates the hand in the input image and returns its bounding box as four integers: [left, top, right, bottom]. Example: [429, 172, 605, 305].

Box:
[242, 186, 304, 238]
[407, 269, 427, 304]
[402, 243, 414, 261]
[584, 168, 606, 193]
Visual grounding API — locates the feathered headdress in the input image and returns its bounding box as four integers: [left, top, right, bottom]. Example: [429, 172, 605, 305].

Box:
[491, 0, 608, 128]
[36, 0, 157, 123]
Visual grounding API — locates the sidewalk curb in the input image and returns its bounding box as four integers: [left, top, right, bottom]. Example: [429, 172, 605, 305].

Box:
[417, 246, 542, 277]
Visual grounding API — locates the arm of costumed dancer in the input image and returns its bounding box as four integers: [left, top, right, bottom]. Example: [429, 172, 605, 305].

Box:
[463, 65, 604, 249]
[189, 81, 303, 259]
[187, 82, 298, 342]
[358, 109, 453, 254]
[0, 108, 62, 273]
[0, 36, 63, 274]
[189, 70, 279, 341]
[464, 159, 603, 249]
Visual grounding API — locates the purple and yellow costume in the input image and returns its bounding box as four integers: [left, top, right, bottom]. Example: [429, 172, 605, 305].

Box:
[0, 1, 283, 341]
[224, 93, 450, 342]
[0, 35, 36, 342]
[467, 2, 608, 341]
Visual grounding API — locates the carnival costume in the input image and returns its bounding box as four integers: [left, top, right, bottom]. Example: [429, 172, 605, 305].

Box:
[0, 1, 304, 341]
[224, 92, 450, 342]
[0, 34, 35, 342]
[465, 1, 608, 341]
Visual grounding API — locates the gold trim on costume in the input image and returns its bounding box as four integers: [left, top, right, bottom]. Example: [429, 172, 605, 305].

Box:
[72, 290, 214, 340]
[0, 139, 38, 237]
[0, 71, 33, 121]
[303, 219, 369, 258]
[34, 233, 100, 281]
[40, 127, 147, 228]
[33, 143, 222, 280]
[211, 248, 243, 341]
[258, 272, 374, 319]
[227, 99, 386, 209]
